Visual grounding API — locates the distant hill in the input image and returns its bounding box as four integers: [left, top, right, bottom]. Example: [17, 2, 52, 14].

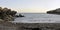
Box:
[47, 8, 60, 14]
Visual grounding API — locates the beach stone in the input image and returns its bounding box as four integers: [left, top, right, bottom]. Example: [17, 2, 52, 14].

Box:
[0, 19, 4, 21]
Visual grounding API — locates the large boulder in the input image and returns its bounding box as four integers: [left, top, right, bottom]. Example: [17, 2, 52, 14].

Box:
[10, 11, 17, 16]
[47, 8, 60, 14]
[0, 7, 17, 21]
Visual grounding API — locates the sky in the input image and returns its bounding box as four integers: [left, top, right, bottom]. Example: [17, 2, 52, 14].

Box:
[0, 0, 60, 13]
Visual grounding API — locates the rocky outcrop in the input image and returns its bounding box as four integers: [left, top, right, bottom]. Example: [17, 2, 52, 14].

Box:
[0, 7, 17, 21]
[47, 8, 60, 14]
[15, 14, 24, 17]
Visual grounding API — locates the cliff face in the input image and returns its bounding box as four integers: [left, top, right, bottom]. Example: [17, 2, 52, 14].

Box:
[0, 7, 17, 21]
[47, 8, 60, 14]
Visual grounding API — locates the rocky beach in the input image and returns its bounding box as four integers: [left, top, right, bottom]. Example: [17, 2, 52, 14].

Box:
[0, 7, 60, 30]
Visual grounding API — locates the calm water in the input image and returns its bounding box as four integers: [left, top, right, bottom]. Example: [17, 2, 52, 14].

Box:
[12, 13, 60, 23]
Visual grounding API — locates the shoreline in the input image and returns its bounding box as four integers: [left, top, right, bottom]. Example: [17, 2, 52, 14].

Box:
[0, 21, 60, 30]
[11, 19, 60, 23]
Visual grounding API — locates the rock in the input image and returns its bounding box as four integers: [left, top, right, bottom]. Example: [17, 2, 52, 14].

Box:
[19, 14, 24, 17]
[2, 15, 14, 21]
[6, 9, 11, 15]
[10, 11, 17, 16]
[47, 8, 60, 14]
[15, 14, 24, 17]
[0, 7, 2, 10]
[0, 7, 17, 21]
[0, 19, 4, 22]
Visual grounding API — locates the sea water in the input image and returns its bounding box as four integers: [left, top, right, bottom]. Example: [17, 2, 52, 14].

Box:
[12, 13, 60, 23]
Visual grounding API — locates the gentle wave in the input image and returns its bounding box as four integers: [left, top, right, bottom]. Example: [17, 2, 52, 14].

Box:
[12, 13, 60, 23]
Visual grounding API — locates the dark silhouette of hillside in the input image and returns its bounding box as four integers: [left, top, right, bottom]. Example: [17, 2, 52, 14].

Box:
[47, 8, 60, 14]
